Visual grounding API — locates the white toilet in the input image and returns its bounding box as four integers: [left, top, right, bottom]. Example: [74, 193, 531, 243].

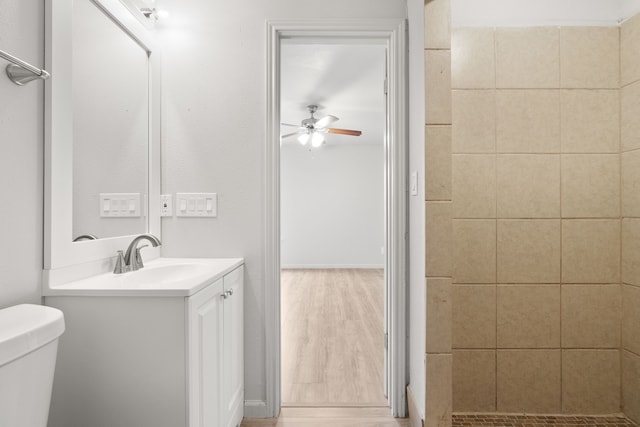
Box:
[0, 304, 65, 427]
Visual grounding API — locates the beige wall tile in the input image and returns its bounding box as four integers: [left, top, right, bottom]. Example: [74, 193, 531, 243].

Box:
[621, 12, 640, 86]
[425, 354, 452, 427]
[497, 350, 561, 413]
[453, 220, 496, 284]
[453, 350, 496, 412]
[621, 80, 640, 152]
[562, 154, 620, 218]
[497, 220, 561, 284]
[623, 219, 640, 286]
[424, 0, 450, 50]
[623, 284, 640, 355]
[623, 350, 640, 424]
[560, 27, 619, 89]
[562, 220, 621, 283]
[497, 155, 560, 218]
[452, 28, 495, 89]
[426, 202, 452, 277]
[560, 89, 620, 153]
[426, 125, 452, 201]
[497, 285, 560, 349]
[623, 150, 640, 216]
[561, 284, 621, 349]
[426, 278, 452, 354]
[425, 50, 452, 125]
[452, 90, 496, 153]
[452, 285, 496, 349]
[496, 90, 560, 153]
[562, 350, 621, 414]
[453, 155, 496, 218]
[495, 28, 559, 89]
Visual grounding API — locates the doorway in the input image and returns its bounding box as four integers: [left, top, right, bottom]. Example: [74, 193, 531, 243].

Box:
[279, 41, 387, 406]
[264, 19, 407, 418]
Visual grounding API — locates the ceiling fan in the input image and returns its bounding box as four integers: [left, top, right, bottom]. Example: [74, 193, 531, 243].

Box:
[281, 105, 362, 147]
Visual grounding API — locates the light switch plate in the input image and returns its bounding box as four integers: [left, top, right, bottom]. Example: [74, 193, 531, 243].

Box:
[176, 193, 217, 217]
[410, 171, 418, 196]
[99, 193, 141, 217]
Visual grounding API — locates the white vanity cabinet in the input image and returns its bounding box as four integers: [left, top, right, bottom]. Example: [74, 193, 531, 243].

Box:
[189, 265, 244, 427]
[46, 260, 244, 427]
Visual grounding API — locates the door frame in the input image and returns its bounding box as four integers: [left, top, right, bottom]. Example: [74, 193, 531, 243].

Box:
[264, 19, 408, 418]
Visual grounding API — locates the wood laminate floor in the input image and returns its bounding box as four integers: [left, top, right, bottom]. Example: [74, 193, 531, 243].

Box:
[241, 407, 410, 427]
[280, 269, 387, 407]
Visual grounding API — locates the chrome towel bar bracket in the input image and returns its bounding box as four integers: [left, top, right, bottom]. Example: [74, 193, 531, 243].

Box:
[0, 49, 50, 85]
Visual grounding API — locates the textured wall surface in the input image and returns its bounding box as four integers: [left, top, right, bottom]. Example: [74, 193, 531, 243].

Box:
[451, 25, 622, 414]
[621, 12, 640, 425]
[424, 0, 453, 426]
[0, 0, 45, 307]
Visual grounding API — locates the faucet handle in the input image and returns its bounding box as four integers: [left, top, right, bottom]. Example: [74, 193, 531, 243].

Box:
[132, 245, 149, 270]
[113, 250, 127, 274]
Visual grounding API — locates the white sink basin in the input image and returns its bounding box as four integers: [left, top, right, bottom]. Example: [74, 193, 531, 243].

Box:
[119, 262, 213, 287]
[45, 257, 244, 297]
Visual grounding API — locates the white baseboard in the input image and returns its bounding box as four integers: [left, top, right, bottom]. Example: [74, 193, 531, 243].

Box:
[407, 385, 424, 427]
[244, 400, 270, 418]
[281, 264, 385, 269]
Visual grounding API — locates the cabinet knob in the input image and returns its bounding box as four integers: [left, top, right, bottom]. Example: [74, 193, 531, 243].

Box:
[221, 290, 233, 299]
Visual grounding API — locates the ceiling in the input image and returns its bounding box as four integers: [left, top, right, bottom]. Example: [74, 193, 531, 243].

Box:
[280, 42, 386, 146]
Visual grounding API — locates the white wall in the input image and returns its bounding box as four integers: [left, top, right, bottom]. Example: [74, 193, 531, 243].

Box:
[280, 143, 384, 269]
[156, 0, 407, 409]
[452, 0, 628, 27]
[0, 0, 45, 308]
[407, 0, 425, 418]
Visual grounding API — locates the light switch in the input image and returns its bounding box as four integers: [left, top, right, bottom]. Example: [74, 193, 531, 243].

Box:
[176, 193, 217, 217]
[410, 171, 418, 196]
[99, 193, 141, 217]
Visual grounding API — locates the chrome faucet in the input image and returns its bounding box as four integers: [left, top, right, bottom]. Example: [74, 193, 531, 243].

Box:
[113, 234, 161, 274]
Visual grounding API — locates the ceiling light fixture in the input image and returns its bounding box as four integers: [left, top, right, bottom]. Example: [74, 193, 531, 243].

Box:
[298, 132, 310, 146]
[311, 132, 324, 148]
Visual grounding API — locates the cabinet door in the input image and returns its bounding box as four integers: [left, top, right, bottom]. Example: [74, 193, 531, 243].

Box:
[188, 278, 224, 427]
[223, 266, 244, 427]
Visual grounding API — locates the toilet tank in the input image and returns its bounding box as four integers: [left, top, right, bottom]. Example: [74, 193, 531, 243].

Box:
[0, 304, 65, 427]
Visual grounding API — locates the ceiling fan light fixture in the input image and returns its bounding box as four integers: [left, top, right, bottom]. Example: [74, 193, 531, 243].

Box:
[298, 133, 310, 146]
[311, 132, 324, 148]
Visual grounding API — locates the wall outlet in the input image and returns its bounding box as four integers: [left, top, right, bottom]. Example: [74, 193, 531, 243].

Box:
[160, 194, 173, 217]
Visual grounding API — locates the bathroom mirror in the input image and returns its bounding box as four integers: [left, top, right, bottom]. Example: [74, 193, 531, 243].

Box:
[72, 0, 148, 240]
[45, 0, 160, 274]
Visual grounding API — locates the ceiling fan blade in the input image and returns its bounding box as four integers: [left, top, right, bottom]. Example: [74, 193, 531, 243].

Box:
[314, 115, 339, 129]
[281, 123, 301, 128]
[327, 128, 362, 136]
[281, 131, 302, 139]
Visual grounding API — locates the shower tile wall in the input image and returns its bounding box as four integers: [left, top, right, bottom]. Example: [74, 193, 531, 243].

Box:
[451, 26, 622, 414]
[621, 12, 640, 426]
[425, 0, 453, 426]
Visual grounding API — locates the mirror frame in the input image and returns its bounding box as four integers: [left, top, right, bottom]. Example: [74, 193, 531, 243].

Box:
[44, 0, 160, 276]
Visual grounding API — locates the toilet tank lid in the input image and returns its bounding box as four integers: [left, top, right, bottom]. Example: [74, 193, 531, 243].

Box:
[0, 304, 65, 368]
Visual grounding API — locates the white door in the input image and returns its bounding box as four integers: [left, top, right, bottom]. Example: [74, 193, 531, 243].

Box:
[188, 278, 224, 427]
[223, 266, 244, 427]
